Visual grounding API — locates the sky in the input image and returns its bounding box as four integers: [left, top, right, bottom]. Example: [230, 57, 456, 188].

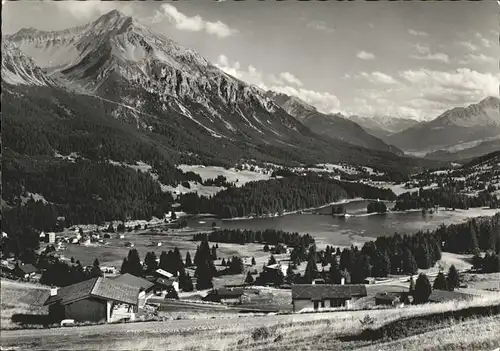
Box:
[2, 0, 499, 120]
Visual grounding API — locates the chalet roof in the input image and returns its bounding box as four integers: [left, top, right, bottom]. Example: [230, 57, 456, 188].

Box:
[44, 277, 140, 306]
[210, 287, 244, 298]
[16, 263, 37, 274]
[155, 268, 174, 278]
[428, 289, 473, 303]
[292, 284, 367, 300]
[112, 273, 155, 291]
[154, 277, 177, 288]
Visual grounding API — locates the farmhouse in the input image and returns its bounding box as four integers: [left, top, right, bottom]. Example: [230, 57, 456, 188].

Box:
[291, 283, 367, 312]
[203, 287, 244, 304]
[112, 273, 155, 307]
[375, 292, 405, 307]
[44, 277, 141, 323]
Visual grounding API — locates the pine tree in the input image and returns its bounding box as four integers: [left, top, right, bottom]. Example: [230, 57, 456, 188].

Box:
[120, 258, 129, 274]
[304, 258, 318, 283]
[221, 258, 226, 266]
[446, 264, 460, 291]
[433, 272, 447, 290]
[414, 273, 432, 304]
[90, 258, 103, 278]
[409, 275, 415, 294]
[245, 271, 254, 284]
[127, 249, 143, 276]
[144, 252, 158, 274]
[329, 257, 341, 284]
[251, 257, 256, 266]
[185, 251, 192, 267]
[229, 256, 244, 274]
[268, 255, 277, 266]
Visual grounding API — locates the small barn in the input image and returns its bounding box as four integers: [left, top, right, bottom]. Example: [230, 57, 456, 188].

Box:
[44, 277, 141, 323]
[375, 292, 405, 307]
[152, 277, 180, 297]
[203, 288, 244, 304]
[14, 263, 38, 279]
[291, 283, 367, 312]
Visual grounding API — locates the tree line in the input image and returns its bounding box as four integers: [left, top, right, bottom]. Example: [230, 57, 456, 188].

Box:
[393, 187, 499, 211]
[179, 175, 397, 218]
[193, 229, 315, 247]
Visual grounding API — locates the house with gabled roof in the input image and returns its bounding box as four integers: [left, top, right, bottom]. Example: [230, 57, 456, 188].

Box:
[44, 277, 142, 323]
[291, 282, 367, 312]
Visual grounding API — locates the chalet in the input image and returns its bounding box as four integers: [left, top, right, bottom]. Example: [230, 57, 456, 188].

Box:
[44, 277, 141, 323]
[112, 273, 155, 307]
[428, 290, 473, 303]
[291, 283, 367, 312]
[375, 292, 405, 307]
[14, 263, 38, 279]
[152, 277, 180, 296]
[203, 288, 244, 304]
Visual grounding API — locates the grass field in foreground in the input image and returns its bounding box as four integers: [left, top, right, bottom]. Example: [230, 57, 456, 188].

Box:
[2, 293, 498, 350]
[0, 280, 49, 330]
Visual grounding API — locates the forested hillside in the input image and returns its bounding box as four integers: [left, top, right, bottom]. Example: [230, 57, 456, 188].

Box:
[178, 175, 397, 218]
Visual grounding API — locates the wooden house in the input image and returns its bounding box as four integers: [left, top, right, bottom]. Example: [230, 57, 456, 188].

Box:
[203, 287, 244, 304]
[44, 277, 141, 323]
[291, 283, 367, 312]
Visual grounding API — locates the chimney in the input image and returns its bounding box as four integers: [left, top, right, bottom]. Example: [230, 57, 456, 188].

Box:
[341, 277, 345, 285]
[50, 288, 58, 296]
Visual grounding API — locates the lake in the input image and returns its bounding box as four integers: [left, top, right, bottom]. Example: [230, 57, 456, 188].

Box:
[186, 200, 500, 248]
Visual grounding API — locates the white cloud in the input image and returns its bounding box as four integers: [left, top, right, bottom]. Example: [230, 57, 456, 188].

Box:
[459, 53, 497, 65]
[356, 51, 375, 60]
[216, 54, 341, 114]
[53, 2, 133, 19]
[408, 29, 429, 37]
[476, 33, 493, 48]
[279, 72, 303, 87]
[307, 21, 335, 34]
[457, 41, 478, 52]
[215, 54, 265, 88]
[400, 68, 500, 108]
[271, 85, 341, 114]
[360, 72, 399, 85]
[410, 43, 449, 63]
[155, 4, 237, 38]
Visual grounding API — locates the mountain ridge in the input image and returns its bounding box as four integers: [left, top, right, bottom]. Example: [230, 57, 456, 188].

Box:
[266, 91, 404, 155]
[387, 96, 500, 153]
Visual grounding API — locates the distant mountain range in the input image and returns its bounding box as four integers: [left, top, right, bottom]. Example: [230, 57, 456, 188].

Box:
[3, 10, 438, 174]
[266, 91, 404, 155]
[386, 97, 500, 157]
[347, 115, 419, 140]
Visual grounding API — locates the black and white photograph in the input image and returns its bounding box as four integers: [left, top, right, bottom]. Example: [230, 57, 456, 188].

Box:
[1, 0, 499, 350]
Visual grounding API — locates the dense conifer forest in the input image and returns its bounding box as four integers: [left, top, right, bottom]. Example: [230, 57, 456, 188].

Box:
[178, 175, 397, 218]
